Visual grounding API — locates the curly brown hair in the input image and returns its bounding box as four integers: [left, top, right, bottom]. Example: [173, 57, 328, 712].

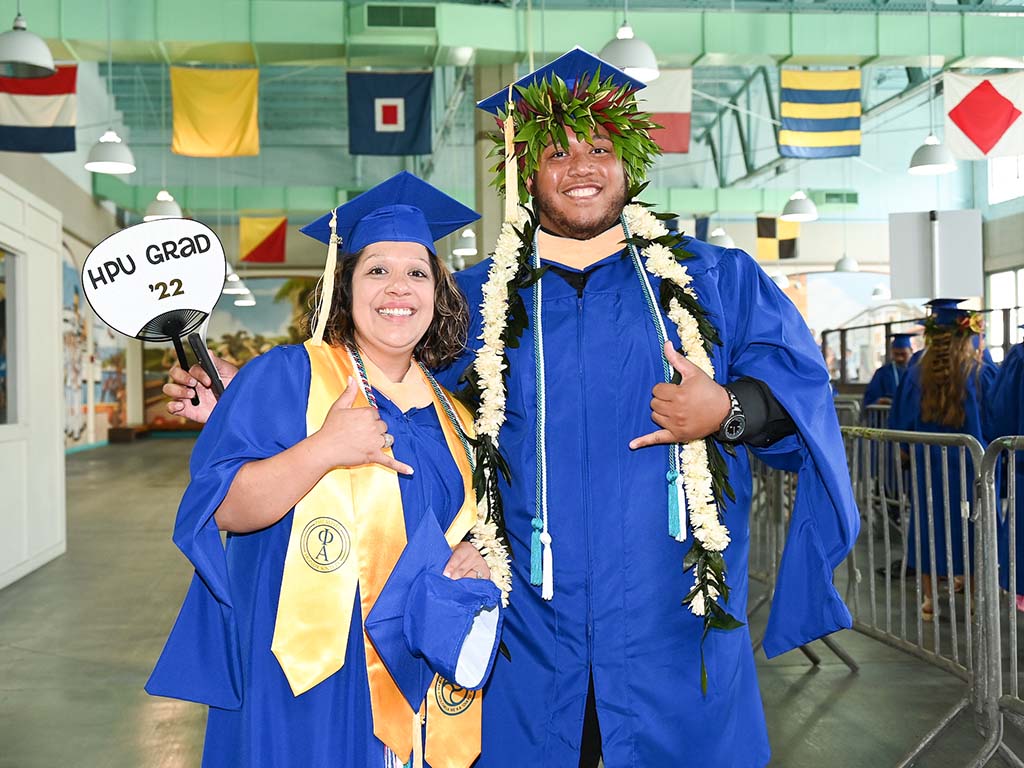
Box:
[919, 331, 979, 428]
[308, 247, 469, 370]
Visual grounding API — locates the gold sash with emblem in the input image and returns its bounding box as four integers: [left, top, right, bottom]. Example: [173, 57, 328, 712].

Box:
[271, 341, 483, 768]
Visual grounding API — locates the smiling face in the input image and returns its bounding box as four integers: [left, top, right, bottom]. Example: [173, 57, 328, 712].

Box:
[527, 130, 628, 240]
[350, 241, 435, 370]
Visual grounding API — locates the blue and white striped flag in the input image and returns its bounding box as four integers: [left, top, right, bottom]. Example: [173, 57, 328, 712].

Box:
[779, 69, 861, 159]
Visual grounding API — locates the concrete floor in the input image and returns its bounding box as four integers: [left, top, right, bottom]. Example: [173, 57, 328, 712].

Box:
[1, 438, 1022, 767]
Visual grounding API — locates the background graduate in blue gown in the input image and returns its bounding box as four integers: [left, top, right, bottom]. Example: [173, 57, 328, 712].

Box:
[863, 332, 915, 408]
[984, 325, 1024, 601]
[148, 174, 506, 768]
[889, 307, 996, 621]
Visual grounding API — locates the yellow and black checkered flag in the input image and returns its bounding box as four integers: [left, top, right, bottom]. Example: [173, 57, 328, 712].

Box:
[755, 217, 799, 262]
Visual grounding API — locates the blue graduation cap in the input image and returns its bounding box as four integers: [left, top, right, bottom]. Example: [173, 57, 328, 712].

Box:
[925, 298, 965, 313]
[891, 333, 914, 350]
[299, 171, 480, 256]
[365, 511, 503, 711]
[933, 306, 973, 327]
[476, 47, 647, 115]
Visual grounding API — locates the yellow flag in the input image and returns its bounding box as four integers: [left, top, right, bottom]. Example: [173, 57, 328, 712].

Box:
[171, 67, 259, 157]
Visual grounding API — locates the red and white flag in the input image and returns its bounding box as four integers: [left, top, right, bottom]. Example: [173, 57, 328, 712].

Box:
[0, 64, 76, 153]
[636, 68, 691, 154]
[944, 72, 1024, 160]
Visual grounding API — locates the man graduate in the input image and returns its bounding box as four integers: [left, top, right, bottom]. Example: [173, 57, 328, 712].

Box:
[165, 49, 859, 768]
[863, 333, 914, 408]
[448, 48, 858, 768]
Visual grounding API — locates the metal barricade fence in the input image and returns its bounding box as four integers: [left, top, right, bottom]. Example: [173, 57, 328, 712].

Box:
[749, 426, 1014, 767]
[864, 403, 890, 430]
[834, 397, 862, 428]
[981, 436, 1024, 767]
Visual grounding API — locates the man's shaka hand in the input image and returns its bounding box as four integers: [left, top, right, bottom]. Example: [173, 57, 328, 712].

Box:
[629, 342, 732, 449]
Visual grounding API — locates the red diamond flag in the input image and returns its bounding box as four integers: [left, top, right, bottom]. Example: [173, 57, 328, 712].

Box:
[944, 72, 1024, 159]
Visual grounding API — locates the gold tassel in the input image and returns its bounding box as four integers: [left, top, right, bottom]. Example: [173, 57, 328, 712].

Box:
[412, 705, 424, 768]
[503, 83, 517, 220]
[311, 208, 339, 346]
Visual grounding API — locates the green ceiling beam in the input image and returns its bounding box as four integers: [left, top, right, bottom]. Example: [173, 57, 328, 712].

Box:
[5, 0, 1023, 67]
[93, 174, 851, 218]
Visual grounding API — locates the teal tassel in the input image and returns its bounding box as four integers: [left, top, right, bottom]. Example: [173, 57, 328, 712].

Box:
[530, 517, 544, 586]
[667, 469, 681, 538]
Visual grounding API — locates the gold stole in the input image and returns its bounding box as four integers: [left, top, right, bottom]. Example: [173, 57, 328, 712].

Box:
[536, 223, 626, 270]
[271, 341, 483, 768]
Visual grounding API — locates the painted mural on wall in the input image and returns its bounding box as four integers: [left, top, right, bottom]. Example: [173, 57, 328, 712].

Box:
[63, 248, 128, 448]
[143, 275, 317, 428]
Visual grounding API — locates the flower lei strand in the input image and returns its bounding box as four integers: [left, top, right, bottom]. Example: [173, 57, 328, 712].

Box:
[463, 186, 743, 690]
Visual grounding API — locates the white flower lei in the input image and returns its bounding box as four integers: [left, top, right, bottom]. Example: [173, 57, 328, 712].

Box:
[473, 202, 733, 619]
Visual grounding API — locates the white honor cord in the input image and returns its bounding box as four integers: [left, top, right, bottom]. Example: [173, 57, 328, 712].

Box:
[532, 234, 554, 601]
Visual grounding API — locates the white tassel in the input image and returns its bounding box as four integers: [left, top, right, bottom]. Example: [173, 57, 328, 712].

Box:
[311, 208, 339, 346]
[540, 530, 553, 600]
[675, 471, 687, 542]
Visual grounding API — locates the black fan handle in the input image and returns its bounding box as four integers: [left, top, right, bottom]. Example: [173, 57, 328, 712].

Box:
[171, 334, 201, 406]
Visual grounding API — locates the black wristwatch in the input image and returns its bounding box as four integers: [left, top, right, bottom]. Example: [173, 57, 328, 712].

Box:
[717, 386, 746, 443]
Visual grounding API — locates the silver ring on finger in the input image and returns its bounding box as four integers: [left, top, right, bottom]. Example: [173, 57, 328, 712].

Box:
[382, 432, 394, 450]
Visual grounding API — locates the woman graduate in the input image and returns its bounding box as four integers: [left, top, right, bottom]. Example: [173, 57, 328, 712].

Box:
[146, 172, 511, 768]
[889, 306, 997, 620]
[983, 324, 1024, 608]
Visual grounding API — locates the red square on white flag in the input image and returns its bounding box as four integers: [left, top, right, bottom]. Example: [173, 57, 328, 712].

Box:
[944, 72, 1024, 159]
[375, 97, 405, 133]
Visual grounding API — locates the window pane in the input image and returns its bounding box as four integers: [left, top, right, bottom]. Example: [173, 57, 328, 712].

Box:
[989, 154, 1024, 206]
[0, 249, 9, 424]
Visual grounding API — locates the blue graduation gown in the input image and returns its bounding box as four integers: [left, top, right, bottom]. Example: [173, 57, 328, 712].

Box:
[983, 343, 1024, 594]
[146, 345, 465, 768]
[888, 360, 996, 577]
[440, 239, 858, 768]
[862, 362, 905, 408]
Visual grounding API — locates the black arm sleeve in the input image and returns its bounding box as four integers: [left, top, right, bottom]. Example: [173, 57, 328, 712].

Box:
[727, 377, 797, 448]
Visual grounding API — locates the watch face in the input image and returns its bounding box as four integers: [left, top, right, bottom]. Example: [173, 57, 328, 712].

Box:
[724, 416, 745, 440]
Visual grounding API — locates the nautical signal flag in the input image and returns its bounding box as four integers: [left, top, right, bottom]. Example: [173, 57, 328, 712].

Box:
[944, 72, 1024, 159]
[347, 72, 432, 156]
[0, 64, 76, 153]
[755, 217, 799, 262]
[240, 216, 287, 264]
[779, 69, 861, 159]
[636, 69, 691, 153]
[171, 67, 259, 157]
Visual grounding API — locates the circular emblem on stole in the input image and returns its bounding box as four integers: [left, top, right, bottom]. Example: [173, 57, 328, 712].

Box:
[300, 517, 351, 573]
[434, 678, 476, 716]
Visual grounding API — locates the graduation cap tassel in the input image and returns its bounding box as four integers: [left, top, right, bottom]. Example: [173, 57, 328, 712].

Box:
[411, 707, 424, 768]
[311, 208, 339, 346]
[503, 83, 517, 217]
[674, 467, 687, 543]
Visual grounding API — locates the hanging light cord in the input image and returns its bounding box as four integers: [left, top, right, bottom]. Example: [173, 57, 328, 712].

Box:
[106, 0, 114, 128]
[926, 0, 934, 136]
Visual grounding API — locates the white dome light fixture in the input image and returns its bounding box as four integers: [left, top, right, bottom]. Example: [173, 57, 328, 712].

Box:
[85, 129, 136, 174]
[834, 254, 861, 273]
[707, 227, 735, 248]
[598, 0, 659, 83]
[452, 228, 477, 257]
[85, 0, 136, 176]
[780, 190, 818, 223]
[909, 134, 956, 176]
[143, 189, 182, 221]
[771, 273, 791, 290]
[0, 8, 55, 78]
[908, 0, 955, 177]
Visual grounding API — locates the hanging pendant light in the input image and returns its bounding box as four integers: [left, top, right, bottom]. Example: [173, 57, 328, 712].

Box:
[834, 254, 860, 272]
[0, 5, 55, 78]
[598, 0, 659, 83]
[909, 134, 956, 176]
[85, 0, 135, 175]
[144, 189, 182, 220]
[908, 0, 955, 177]
[707, 227, 735, 248]
[85, 129, 136, 174]
[781, 190, 818, 222]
